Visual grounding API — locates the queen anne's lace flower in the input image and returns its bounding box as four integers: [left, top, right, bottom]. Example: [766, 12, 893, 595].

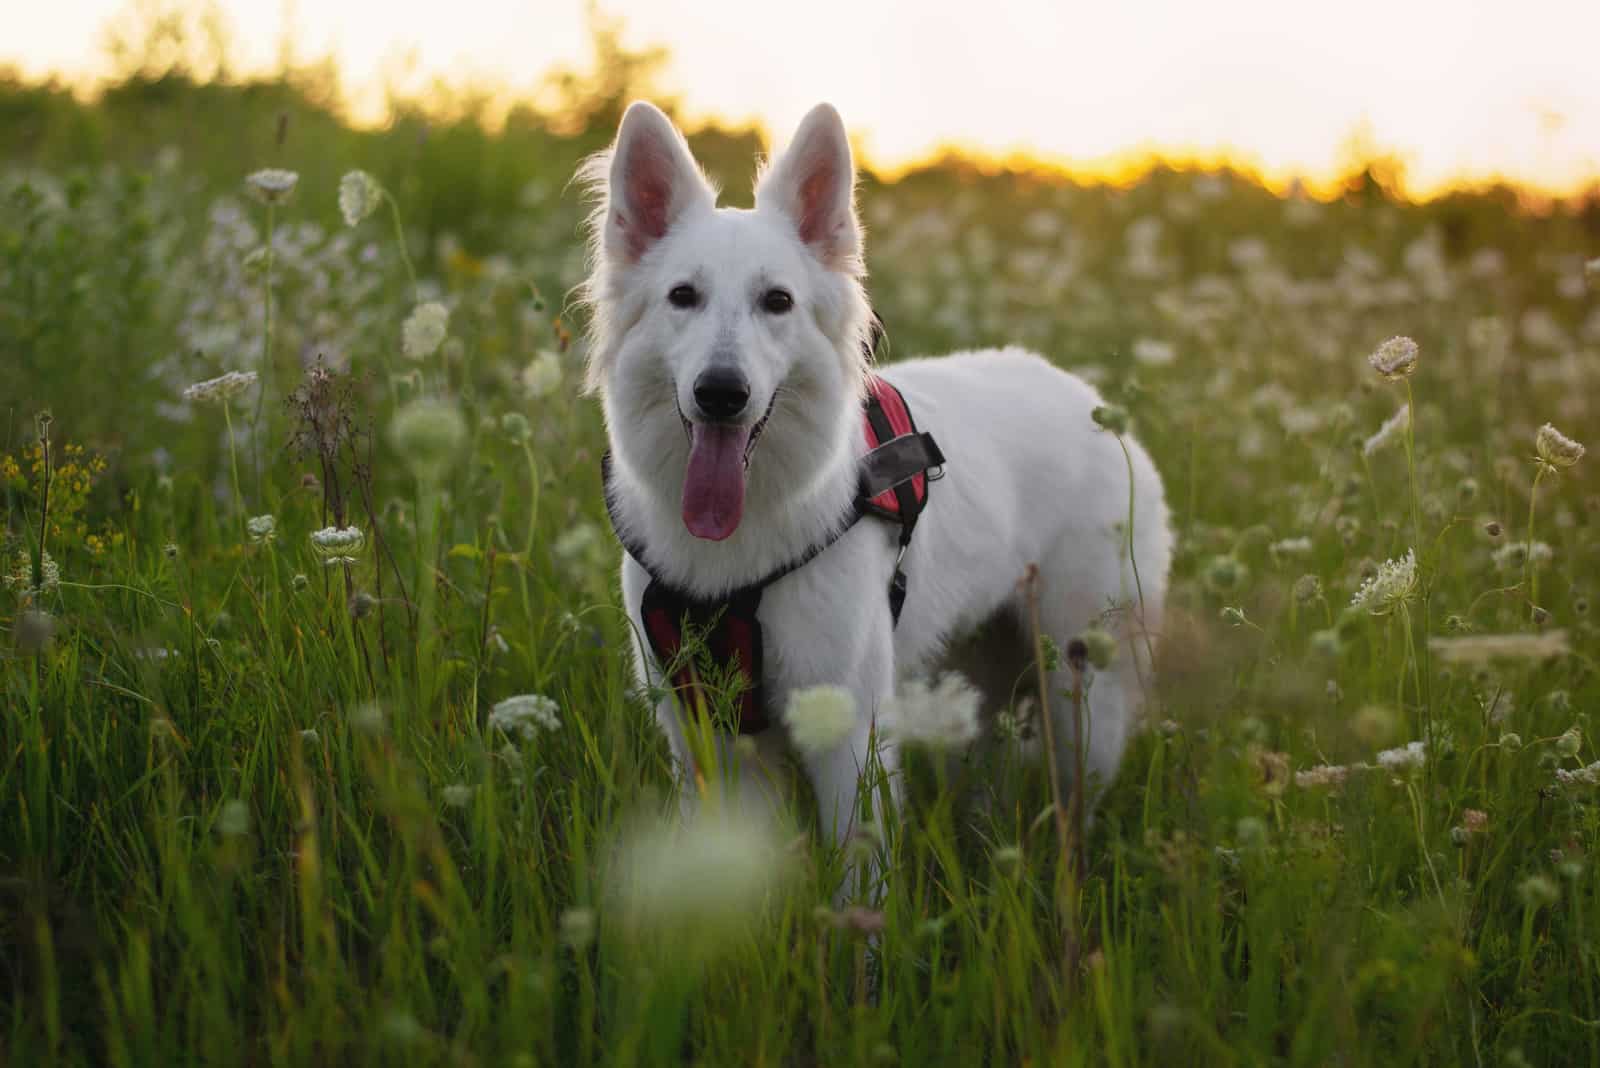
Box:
[1535, 423, 1585, 470]
[489, 694, 561, 740]
[1350, 549, 1417, 615]
[881, 673, 982, 750]
[246, 514, 277, 544]
[1367, 336, 1419, 380]
[402, 302, 449, 360]
[338, 170, 384, 226]
[1428, 630, 1569, 664]
[310, 525, 365, 566]
[1376, 740, 1427, 772]
[245, 168, 299, 205]
[784, 685, 857, 755]
[183, 370, 259, 405]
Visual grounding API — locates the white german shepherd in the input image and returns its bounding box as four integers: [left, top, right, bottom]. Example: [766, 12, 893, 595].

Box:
[580, 101, 1172, 860]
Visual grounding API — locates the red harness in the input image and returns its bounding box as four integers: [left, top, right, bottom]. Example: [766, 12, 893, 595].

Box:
[603, 375, 944, 735]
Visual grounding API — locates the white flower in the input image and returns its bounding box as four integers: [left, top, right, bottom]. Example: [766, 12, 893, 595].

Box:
[441, 783, 475, 807]
[1428, 630, 1569, 664]
[246, 514, 277, 544]
[1294, 764, 1358, 789]
[783, 685, 857, 755]
[1131, 338, 1176, 367]
[1376, 740, 1427, 772]
[217, 799, 250, 836]
[1555, 761, 1600, 787]
[1535, 423, 1585, 469]
[1350, 549, 1418, 616]
[611, 812, 792, 951]
[489, 694, 561, 740]
[245, 168, 299, 205]
[338, 170, 383, 226]
[182, 370, 258, 405]
[4, 547, 60, 601]
[1367, 336, 1419, 380]
[402, 302, 449, 360]
[521, 349, 563, 398]
[1491, 540, 1553, 572]
[350, 701, 385, 733]
[388, 399, 466, 478]
[310, 525, 364, 567]
[1269, 536, 1313, 558]
[881, 673, 982, 751]
[1362, 403, 1410, 458]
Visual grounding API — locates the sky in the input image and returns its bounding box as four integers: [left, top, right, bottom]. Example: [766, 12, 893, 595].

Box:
[6, 0, 1599, 195]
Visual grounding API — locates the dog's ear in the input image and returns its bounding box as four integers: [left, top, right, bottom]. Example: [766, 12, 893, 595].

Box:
[756, 103, 860, 273]
[601, 101, 715, 264]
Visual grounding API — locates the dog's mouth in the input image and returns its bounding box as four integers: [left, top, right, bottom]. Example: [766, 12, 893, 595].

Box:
[676, 395, 776, 541]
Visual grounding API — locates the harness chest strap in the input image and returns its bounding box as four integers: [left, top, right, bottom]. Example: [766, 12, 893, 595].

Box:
[601, 375, 943, 735]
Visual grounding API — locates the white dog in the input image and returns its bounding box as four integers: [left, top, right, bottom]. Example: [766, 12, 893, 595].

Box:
[580, 101, 1172, 861]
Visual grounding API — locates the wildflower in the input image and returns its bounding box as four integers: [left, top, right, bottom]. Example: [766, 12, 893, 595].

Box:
[560, 907, 597, 950]
[1367, 336, 1418, 380]
[338, 170, 384, 226]
[441, 783, 474, 808]
[182, 370, 258, 405]
[1293, 574, 1323, 604]
[217, 799, 250, 837]
[1309, 628, 1342, 657]
[500, 412, 532, 444]
[299, 728, 320, 744]
[1091, 404, 1130, 433]
[880, 673, 982, 751]
[1353, 704, 1397, 746]
[4, 547, 60, 601]
[1350, 549, 1417, 616]
[1235, 817, 1268, 847]
[1428, 630, 1569, 664]
[521, 349, 563, 398]
[1534, 423, 1585, 470]
[1515, 874, 1559, 910]
[1203, 554, 1246, 595]
[1361, 403, 1409, 457]
[1376, 740, 1427, 772]
[1554, 725, 1583, 758]
[784, 685, 857, 755]
[246, 514, 277, 544]
[1270, 536, 1313, 558]
[1255, 749, 1290, 796]
[1077, 625, 1118, 669]
[1131, 338, 1176, 367]
[244, 168, 298, 205]
[489, 694, 561, 740]
[1294, 764, 1355, 790]
[1499, 732, 1523, 752]
[611, 812, 792, 950]
[291, 573, 309, 591]
[389, 399, 466, 479]
[350, 701, 385, 733]
[402, 302, 449, 360]
[310, 525, 364, 567]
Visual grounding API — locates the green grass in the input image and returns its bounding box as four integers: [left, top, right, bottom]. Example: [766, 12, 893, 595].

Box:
[2, 75, 1599, 1067]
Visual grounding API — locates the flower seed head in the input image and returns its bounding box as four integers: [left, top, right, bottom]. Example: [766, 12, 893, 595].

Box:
[1367, 336, 1419, 380]
[1535, 423, 1585, 470]
[338, 170, 383, 226]
[402, 302, 450, 360]
[245, 168, 299, 205]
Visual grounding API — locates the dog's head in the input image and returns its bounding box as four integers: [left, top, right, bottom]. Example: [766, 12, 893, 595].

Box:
[579, 102, 873, 541]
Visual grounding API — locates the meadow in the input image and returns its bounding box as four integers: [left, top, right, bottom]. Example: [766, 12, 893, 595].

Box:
[2, 68, 1599, 1066]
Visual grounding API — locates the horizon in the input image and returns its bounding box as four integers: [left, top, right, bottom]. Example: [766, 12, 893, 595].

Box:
[6, 0, 1599, 199]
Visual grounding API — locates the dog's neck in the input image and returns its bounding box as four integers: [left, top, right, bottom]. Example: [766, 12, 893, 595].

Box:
[604, 394, 864, 599]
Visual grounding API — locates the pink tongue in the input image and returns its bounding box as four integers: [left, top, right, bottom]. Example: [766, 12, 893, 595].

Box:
[682, 423, 752, 540]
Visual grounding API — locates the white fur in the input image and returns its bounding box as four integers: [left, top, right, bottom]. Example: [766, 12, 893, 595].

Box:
[580, 102, 1173, 870]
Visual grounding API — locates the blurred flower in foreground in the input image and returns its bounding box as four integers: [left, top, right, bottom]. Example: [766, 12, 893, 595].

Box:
[521, 349, 563, 398]
[183, 370, 258, 405]
[389, 399, 466, 480]
[1428, 630, 1568, 664]
[1534, 423, 1584, 471]
[245, 168, 298, 205]
[217, 799, 250, 837]
[1362, 403, 1409, 458]
[1367, 336, 1418, 380]
[402, 302, 449, 360]
[784, 685, 857, 755]
[611, 811, 791, 953]
[1350, 549, 1417, 615]
[881, 673, 981, 750]
[489, 694, 561, 740]
[1376, 740, 1427, 773]
[338, 170, 384, 227]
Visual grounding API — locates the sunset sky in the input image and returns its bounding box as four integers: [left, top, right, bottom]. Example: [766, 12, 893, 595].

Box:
[7, 0, 1599, 195]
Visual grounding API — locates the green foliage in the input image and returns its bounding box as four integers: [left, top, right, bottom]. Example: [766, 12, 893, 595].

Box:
[2, 73, 1599, 1067]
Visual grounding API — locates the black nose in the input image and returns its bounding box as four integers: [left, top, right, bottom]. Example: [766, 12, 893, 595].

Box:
[693, 368, 750, 421]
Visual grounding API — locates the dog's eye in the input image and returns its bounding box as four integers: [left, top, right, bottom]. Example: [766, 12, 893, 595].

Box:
[667, 284, 700, 309]
[760, 288, 793, 315]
